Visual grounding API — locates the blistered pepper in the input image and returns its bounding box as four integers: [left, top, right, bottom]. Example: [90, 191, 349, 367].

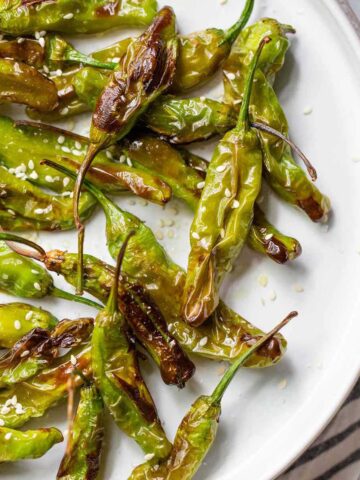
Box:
[183, 38, 268, 326]
[57, 383, 104, 480]
[0, 426, 63, 462]
[128, 313, 296, 480]
[0, 303, 57, 349]
[0, 58, 58, 110]
[0, 0, 158, 35]
[92, 233, 172, 460]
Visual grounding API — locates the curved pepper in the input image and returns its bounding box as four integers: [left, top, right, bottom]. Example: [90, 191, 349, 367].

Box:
[0, 426, 63, 462]
[0, 38, 44, 68]
[183, 38, 267, 326]
[92, 234, 172, 460]
[0, 345, 91, 428]
[74, 6, 178, 294]
[0, 303, 57, 349]
[0, 58, 58, 111]
[57, 384, 104, 480]
[0, 116, 171, 205]
[129, 313, 295, 480]
[43, 162, 287, 369]
[0, 317, 93, 388]
[0, 0, 158, 35]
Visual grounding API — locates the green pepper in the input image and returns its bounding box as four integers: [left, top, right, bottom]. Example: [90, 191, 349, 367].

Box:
[74, 6, 178, 294]
[0, 317, 93, 388]
[0, 38, 44, 68]
[92, 233, 172, 460]
[0, 58, 58, 110]
[129, 312, 296, 480]
[0, 239, 102, 309]
[43, 161, 287, 369]
[0, 426, 63, 462]
[0, 116, 171, 204]
[170, 0, 254, 93]
[0, 0, 158, 35]
[0, 345, 91, 428]
[183, 38, 268, 327]
[0, 303, 57, 349]
[223, 19, 330, 222]
[0, 166, 96, 231]
[57, 384, 104, 480]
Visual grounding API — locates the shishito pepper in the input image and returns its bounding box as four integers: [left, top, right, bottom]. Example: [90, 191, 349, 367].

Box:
[183, 38, 268, 327]
[0, 38, 44, 68]
[44, 161, 287, 369]
[0, 166, 97, 231]
[92, 233, 172, 460]
[0, 345, 91, 428]
[0, 0, 158, 35]
[0, 58, 58, 111]
[223, 19, 330, 222]
[57, 383, 104, 480]
[73, 7, 178, 293]
[0, 303, 57, 349]
[129, 312, 296, 480]
[0, 426, 63, 462]
[0, 317, 93, 388]
[0, 238, 102, 309]
[0, 116, 171, 204]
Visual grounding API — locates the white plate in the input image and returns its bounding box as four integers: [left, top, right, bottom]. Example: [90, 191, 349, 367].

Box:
[1, 1, 360, 479]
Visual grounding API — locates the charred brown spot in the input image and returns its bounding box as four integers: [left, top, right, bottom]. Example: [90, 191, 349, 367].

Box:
[241, 333, 282, 360]
[0, 328, 50, 368]
[265, 238, 289, 264]
[115, 376, 159, 424]
[297, 197, 325, 222]
[44, 250, 66, 273]
[85, 451, 103, 480]
[96, 0, 119, 17]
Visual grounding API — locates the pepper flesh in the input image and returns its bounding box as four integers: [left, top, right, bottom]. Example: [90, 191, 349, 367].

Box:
[0, 58, 58, 111]
[92, 235, 172, 460]
[0, 303, 57, 349]
[129, 314, 295, 480]
[0, 426, 63, 462]
[0, 0, 158, 35]
[183, 38, 267, 326]
[57, 384, 104, 480]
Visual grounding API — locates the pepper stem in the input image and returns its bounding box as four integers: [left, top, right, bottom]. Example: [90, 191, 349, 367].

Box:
[65, 50, 116, 70]
[0, 231, 46, 261]
[106, 231, 135, 315]
[210, 311, 298, 405]
[73, 143, 99, 295]
[237, 36, 271, 130]
[222, 0, 255, 45]
[251, 121, 317, 181]
[52, 287, 102, 310]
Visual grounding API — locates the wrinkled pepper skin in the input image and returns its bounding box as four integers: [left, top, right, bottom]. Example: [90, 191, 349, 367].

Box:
[183, 38, 266, 327]
[43, 165, 286, 369]
[0, 116, 171, 204]
[0, 426, 63, 462]
[0, 38, 44, 68]
[0, 317, 93, 388]
[0, 303, 57, 349]
[249, 206, 302, 263]
[0, 58, 58, 111]
[57, 384, 104, 480]
[92, 243, 172, 460]
[0, 345, 91, 428]
[223, 19, 330, 222]
[0, 166, 96, 231]
[0, 0, 158, 35]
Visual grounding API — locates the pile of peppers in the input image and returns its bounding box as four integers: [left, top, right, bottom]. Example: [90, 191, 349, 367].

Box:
[0, 0, 328, 478]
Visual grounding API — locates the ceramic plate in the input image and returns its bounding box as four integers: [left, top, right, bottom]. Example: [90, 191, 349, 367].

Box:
[1, 1, 360, 479]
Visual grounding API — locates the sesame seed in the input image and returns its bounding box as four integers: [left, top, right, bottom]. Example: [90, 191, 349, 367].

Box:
[226, 72, 236, 80]
[28, 160, 34, 170]
[45, 175, 54, 183]
[70, 355, 77, 366]
[199, 337, 208, 347]
[192, 232, 200, 240]
[61, 146, 71, 153]
[35, 31, 40, 40]
[268, 290, 277, 302]
[29, 171, 38, 180]
[63, 177, 70, 187]
[60, 107, 69, 116]
[278, 379, 288, 390]
[106, 151, 113, 159]
[156, 230, 164, 240]
[232, 200, 240, 209]
[216, 165, 226, 173]
[167, 229, 175, 239]
[4, 433, 12, 440]
[220, 228, 225, 238]
[303, 106, 313, 115]
[127, 158, 133, 167]
[0, 419, 4, 426]
[57, 135, 65, 144]
[38, 37, 45, 48]
[1, 406, 10, 415]
[264, 234, 273, 241]
[63, 13, 74, 19]
[292, 283, 304, 293]
[75, 141, 82, 150]
[10, 396, 17, 406]
[25, 311, 33, 321]
[197, 181, 205, 189]
[258, 274, 268, 288]
[119, 155, 126, 163]
[33, 282, 41, 291]
[14, 320, 21, 330]
[20, 350, 30, 358]
[225, 188, 231, 198]
[72, 149, 82, 156]
[144, 453, 155, 461]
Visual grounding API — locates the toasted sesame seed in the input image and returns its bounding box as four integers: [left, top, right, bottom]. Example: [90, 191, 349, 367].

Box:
[220, 228, 225, 238]
[0, 419, 4, 426]
[57, 135, 65, 144]
[33, 282, 41, 291]
[225, 188, 231, 198]
[75, 141, 82, 150]
[216, 165, 226, 173]
[258, 274, 268, 288]
[61, 146, 71, 153]
[199, 337, 208, 347]
[63, 13, 74, 19]
[38, 37, 45, 48]
[28, 160, 34, 170]
[232, 200, 240, 209]
[192, 232, 200, 240]
[197, 181, 205, 189]
[60, 107, 69, 116]
[45, 175, 54, 183]
[25, 311, 33, 321]
[14, 320, 21, 330]
[4, 433, 12, 440]
[70, 355, 77, 366]
[29, 171, 38, 180]
[144, 453, 155, 461]
[63, 177, 70, 187]
[20, 350, 30, 358]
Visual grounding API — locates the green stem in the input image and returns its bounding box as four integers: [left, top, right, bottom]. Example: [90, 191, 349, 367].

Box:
[237, 36, 271, 130]
[211, 311, 297, 405]
[52, 287, 102, 310]
[65, 50, 116, 70]
[222, 0, 255, 45]
[0, 231, 46, 261]
[106, 231, 135, 315]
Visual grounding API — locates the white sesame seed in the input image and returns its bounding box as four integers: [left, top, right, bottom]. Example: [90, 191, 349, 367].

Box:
[220, 228, 225, 238]
[264, 234, 273, 241]
[216, 165, 226, 173]
[268, 290, 277, 302]
[20, 350, 30, 358]
[232, 200, 240, 209]
[29, 171, 38, 180]
[4, 432, 11, 440]
[106, 151, 113, 159]
[303, 106, 313, 115]
[225, 188, 231, 198]
[14, 320, 21, 330]
[200, 96, 206, 102]
[61, 146, 71, 153]
[127, 158, 133, 167]
[75, 141, 82, 150]
[1, 406, 10, 415]
[144, 453, 155, 461]
[70, 355, 77, 366]
[192, 232, 200, 240]
[57, 135, 65, 144]
[38, 37, 45, 48]
[34, 31, 40, 40]
[43, 65, 49, 74]
[72, 149, 82, 156]
[63, 13, 74, 19]
[0, 419, 4, 426]
[112, 57, 120, 63]
[28, 160, 34, 170]
[60, 108, 69, 116]
[156, 230, 164, 240]
[45, 175, 54, 183]
[278, 379, 288, 390]
[226, 72, 236, 80]
[292, 283, 304, 293]
[63, 177, 70, 187]
[10, 396, 17, 406]
[258, 274, 268, 288]
[119, 155, 126, 163]
[25, 311, 33, 321]
[33, 282, 41, 291]
[199, 337, 208, 347]
[197, 181, 205, 189]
